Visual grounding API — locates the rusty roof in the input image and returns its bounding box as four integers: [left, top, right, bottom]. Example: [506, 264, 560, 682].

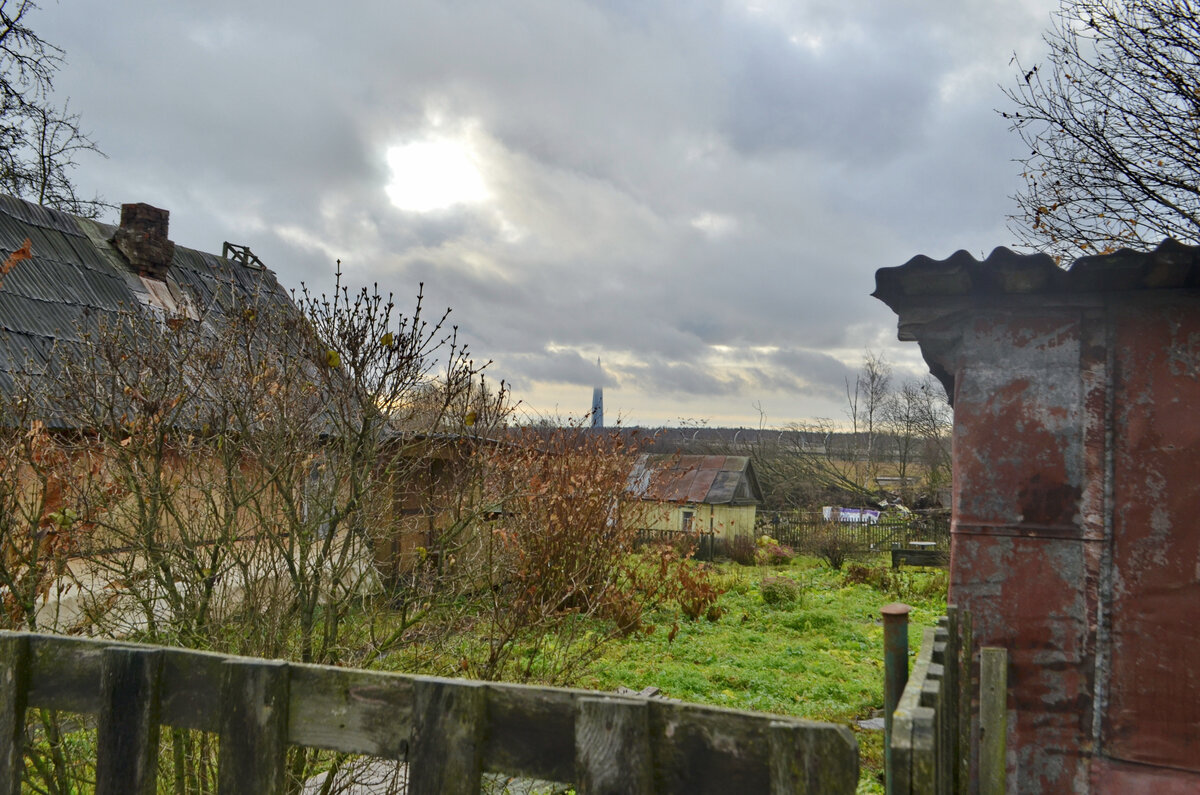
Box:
[627, 454, 762, 506]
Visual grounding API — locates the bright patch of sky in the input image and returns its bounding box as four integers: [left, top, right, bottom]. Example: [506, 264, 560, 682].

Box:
[386, 137, 490, 213]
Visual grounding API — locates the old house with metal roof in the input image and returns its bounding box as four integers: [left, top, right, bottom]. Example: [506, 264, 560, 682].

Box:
[0, 194, 292, 403]
[627, 454, 763, 542]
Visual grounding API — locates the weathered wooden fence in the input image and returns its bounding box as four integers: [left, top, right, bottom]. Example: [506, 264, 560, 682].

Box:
[0, 631, 859, 794]
[888, 606, 967, 795]
[762, 511, 950, 558]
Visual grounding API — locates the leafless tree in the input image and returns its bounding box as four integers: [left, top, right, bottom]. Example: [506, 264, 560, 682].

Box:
[0, 0, 105, 215]
[845, 350, 891, 493]
[1004, 0, 1200, 260]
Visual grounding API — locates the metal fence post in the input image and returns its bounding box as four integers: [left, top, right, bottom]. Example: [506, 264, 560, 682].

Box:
[882, 602, 911, 795]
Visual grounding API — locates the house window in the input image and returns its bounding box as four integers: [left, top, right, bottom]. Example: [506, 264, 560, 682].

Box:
[681, 510, 694, 533]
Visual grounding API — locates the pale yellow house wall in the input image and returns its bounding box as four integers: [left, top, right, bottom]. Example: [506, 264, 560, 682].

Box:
[636, 502, 757, 539]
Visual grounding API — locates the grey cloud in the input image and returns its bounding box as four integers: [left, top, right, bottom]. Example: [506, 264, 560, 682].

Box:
[34, 0, 1060, 426]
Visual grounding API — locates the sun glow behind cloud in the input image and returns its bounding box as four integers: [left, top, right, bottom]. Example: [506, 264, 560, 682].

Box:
[385, 136, 489, 213]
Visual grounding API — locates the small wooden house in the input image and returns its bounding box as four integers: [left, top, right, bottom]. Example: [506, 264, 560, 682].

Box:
[627, 454, 762, 540]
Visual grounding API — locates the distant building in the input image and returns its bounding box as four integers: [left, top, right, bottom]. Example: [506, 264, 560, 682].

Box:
[627, 454, 762, 540]
[590, 357, 603, 428]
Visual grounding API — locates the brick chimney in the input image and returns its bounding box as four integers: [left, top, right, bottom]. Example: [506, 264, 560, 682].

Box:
[112, 203, 175, 279]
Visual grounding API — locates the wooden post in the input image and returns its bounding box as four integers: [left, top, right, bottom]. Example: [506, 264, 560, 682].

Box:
[979, 647, 1007, 795]
[408, 679, 486, 795]
[575, 697, 652, 795]
[944, 607, 960, 794]
[881, 602, 911, 795]
[0, 635, 29, 795]
[958, 610, 972, 792]
[96, 647, 162, 795]
[218, 659, 289, 795]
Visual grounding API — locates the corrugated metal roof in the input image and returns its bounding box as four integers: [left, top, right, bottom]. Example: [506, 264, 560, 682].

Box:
[0, 194, 295, 404]
[872, 239, 1200, 310]
[873, 239, 1200, 403]
[627, 454, 762, 506]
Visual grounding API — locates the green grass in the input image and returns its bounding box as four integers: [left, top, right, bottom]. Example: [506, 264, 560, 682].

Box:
[578, 556, 947, 794]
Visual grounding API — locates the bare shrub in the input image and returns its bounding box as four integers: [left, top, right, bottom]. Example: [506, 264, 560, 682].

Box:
[725, 534, 757, 566]
[812, 527, 856, 571]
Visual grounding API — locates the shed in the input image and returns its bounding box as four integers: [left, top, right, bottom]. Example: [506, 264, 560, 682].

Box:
[627, 454, 762, 539]
[875, 240, 1200, 793]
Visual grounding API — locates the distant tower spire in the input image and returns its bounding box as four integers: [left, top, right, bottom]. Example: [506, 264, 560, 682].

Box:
[591, 357, 604, 429]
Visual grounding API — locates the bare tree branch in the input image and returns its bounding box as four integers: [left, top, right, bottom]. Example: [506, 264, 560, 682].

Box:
[0, 0, 106, 215]
[1004, 0, 1200, 260]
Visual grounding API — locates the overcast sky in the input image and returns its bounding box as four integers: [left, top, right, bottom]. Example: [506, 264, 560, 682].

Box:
[36, 0, 1058, 427]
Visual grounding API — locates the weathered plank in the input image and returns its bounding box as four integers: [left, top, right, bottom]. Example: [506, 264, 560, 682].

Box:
[890, 709, 914, 795]
[0, 634, 30, 795]
[288, 663, 414, 758]
[921, 679, 943, 794]
[979, 646, 1007, 795]
[96, 646, 162, 795]
[957, 610, 973, 792]
[892, 627, 939, 795]
[576, 696, 652, 795]
[159, 644, 227, 732]
[649, 701, 832, 794]
[944, 606, 960, 794]
[26, 632, 106, 714]
[909, 706, 936, 792]
[408, 677, 486, 795]
[218, 659, 289, 795]
[484, 680, 577, 780]
[767, 720, 858, 795]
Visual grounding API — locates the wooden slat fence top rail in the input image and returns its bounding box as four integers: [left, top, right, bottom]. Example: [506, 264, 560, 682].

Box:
[0, 631, 860, 795]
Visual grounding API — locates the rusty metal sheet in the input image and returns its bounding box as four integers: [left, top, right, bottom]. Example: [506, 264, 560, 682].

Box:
[1089, 757, 1200, 794]
[951, 533, 1097, 792]
[952, 313, 1085, 533]
[1106, 305, 1200, 772]
[684, 468, 719, 504]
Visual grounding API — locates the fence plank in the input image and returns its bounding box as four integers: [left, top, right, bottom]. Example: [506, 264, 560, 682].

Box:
[768, 720, 859, 795]
[892, 627, 938, 795]
[576, 697, 652, 795]
[483, 681, 576, 780]
[408, 678, 486, 795]
[288, 664, 414, 758]
[979, 647, 1007, 795]
[218, 659, 289, 795]
[944, 606, 960, 794]
[958, 610, 973, 792]
[890, 711, 914, 795]
[0, 634, 29, 795]
[909, 707, 937, 793]
[26, 633, 105, 715]
[96, 647, 162, 795]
